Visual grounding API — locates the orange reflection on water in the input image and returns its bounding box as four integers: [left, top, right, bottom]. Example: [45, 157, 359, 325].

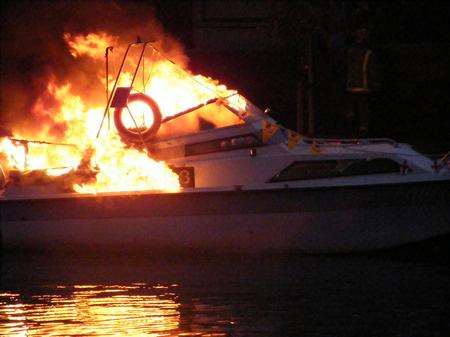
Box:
[0, 284, 180, 336]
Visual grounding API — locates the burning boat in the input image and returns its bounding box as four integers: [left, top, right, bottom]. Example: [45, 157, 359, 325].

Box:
[1, 36, 449, 254]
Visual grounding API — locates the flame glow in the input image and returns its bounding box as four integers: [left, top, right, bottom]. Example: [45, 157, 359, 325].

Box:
[0, 285, 181, 336]
[0, 138, 27, 171]
[73, 132, 179, 193]
[64, 32, 117, 59]
[0, 31, 246, 194]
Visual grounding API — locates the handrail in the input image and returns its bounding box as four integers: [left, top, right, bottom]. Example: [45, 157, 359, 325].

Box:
[10, 138, 78, 148]
[301, 137, 398, 147]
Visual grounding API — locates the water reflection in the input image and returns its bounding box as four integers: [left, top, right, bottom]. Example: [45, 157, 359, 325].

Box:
[3, 255, 448, 336]
[0, 283, 231, 336]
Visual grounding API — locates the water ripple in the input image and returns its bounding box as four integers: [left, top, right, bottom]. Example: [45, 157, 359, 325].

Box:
[0, 284, 234, 336]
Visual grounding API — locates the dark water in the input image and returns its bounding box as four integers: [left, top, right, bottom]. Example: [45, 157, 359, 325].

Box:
[1, 254, 449, 337]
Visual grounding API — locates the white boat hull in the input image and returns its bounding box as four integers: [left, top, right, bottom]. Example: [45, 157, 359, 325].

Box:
[2, 180, 449, 254]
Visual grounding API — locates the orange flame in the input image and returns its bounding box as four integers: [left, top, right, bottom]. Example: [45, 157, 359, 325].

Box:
[1, 31, 245, 194]
[0, 137, 27, 171]
[64, 32, 117, 60]
[73, 132, 180, 193]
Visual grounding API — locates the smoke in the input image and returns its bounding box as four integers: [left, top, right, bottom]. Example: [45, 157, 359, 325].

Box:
[0, 0, 187, 138]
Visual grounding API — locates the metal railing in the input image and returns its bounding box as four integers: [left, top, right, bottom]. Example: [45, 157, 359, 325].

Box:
[301, 137, 399, 147]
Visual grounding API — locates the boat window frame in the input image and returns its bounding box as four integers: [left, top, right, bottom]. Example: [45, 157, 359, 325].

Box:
[269, 158, 403, 182]
[185, 133, 261, 157]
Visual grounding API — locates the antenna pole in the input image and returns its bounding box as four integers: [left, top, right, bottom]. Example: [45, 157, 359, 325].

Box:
[96, 43, 133, 138]
[105, 46, 113, 130]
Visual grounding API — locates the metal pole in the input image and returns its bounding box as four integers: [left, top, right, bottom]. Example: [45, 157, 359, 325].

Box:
[142, 52, 145, 92]
[129, 43, 148, 89]
[105, 46, 113, 130]
[96, 43, 133, 138]
[10, 138, 78, 147]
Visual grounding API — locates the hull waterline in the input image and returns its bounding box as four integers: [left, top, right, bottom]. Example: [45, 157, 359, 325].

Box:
[2, 180, 449, 254]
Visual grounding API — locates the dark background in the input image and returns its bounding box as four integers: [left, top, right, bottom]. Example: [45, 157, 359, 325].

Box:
[1, 1, 449, 152]
[156, 1, 450, 153]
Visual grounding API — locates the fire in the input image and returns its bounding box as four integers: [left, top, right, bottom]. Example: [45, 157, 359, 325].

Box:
[0, 30, 245, 194]
[73, 132, 179, 194]
[0, 138, 27, 171]
[138, 60, 236, 119]
[64, 32, 117, 60]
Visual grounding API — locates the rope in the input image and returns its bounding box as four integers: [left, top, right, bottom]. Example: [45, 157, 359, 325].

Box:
[125, 106, 149, 149]
[100, 42, 238, 141]
[277, 130, 449, 160]
[148, 45, 225, 98]
[128, 87, 146, 96]
[143, 48, 155, 89]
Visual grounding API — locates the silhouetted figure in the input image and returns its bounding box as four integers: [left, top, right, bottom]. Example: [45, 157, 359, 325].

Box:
[346, 27, 380, 137]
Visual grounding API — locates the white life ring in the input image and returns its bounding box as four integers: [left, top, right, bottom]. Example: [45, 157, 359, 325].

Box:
[114, 93, 162, 144]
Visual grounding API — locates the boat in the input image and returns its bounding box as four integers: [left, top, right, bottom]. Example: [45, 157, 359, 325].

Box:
[1, 96, 449, 254]
[1, 40, 449, 255]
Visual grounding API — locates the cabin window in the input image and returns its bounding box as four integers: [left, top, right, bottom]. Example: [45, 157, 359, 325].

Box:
[342, 158, 401, 176]
[185, 134, 260, 156]
[270, 158, 401, 182]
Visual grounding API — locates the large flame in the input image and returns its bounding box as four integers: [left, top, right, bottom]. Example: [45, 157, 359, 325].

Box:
[0, 31, 244, 194]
